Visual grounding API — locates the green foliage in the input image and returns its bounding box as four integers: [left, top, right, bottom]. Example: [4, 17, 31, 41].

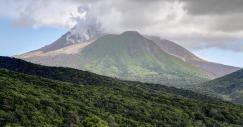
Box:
[82, 115, 108, 127]
[0, 57, 243, 126]
[199, 69, 243, 104]
[0, 56, 115, 86]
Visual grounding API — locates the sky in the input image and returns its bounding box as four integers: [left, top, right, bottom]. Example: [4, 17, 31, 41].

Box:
[0, 18, 67, 55]
[0, 0, 242, 67]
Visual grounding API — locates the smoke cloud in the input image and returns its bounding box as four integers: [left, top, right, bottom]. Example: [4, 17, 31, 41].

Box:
[1, 0, 243, 52]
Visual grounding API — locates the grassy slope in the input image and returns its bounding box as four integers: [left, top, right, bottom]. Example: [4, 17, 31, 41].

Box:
[201, 69, 243, 104]
[0, 57, 243, 126]
[77, 32, 208, 87]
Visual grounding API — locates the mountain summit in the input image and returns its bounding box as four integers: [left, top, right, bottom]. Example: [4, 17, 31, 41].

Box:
[40, 25, 102, 52]
[16, 29, 240, 87]
[16, 31, 208, 87]
[50, 23, 103, 51]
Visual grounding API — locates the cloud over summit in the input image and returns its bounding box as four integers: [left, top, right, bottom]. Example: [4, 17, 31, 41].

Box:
[1, 0, 243, 51]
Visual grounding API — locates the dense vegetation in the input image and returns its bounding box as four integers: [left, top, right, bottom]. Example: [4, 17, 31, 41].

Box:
[0, 57, 243, 126]
[0, 56, 115, 86]
[200, 69, 243, 104]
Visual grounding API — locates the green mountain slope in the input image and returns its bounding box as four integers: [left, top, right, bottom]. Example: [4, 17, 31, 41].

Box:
[201, 69, 243, 104]
[146, 36, 240, 79]
[76, 31, 208, 87]
[0, 57, 243, 126]
[17, 31, 209, 88]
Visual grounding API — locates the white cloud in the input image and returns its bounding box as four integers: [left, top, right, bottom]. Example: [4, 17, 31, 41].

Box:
[1, 0, 243, 52]
[0, 0, 83, 28]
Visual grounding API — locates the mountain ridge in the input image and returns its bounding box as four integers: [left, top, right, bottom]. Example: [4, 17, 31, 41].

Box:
[146, 36, 240, 79]
[25, 31, 208, 87]
[15, 29, 240, 87]
[200, 69, 243, 104]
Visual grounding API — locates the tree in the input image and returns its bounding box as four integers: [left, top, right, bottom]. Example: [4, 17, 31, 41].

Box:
[82, 115, 108, 127]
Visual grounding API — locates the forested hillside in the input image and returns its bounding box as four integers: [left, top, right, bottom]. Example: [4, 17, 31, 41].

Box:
[201, 69, 243, 104]
[0, 57, 243, 126]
